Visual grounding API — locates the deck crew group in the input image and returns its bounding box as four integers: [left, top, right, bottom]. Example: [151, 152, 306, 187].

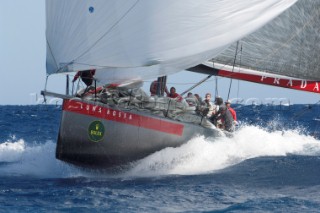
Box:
[149, 80, 237, 132]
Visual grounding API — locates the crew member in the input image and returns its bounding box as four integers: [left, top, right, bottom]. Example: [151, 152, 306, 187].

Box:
[72, 69, 96, 87]
[225, 99, 237, 124]
[200, 93, 218, 118]
[215, 104, 235, 132]
[167, 87, 182, 101]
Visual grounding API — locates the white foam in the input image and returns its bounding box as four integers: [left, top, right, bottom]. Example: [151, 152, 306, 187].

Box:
[1, 125, 320, 179]
[0, 139, 25, 162]
[0, 140, 83, 178]
[125, 125, 320, 177]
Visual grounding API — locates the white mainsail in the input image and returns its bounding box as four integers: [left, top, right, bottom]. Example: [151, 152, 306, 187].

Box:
[46, 0, 297, 84]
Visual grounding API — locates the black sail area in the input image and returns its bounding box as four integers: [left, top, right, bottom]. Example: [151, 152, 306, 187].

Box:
[214, 0, 320, 81]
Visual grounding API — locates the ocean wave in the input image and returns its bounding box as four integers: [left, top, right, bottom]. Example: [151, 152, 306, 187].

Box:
[0, 139, 25, 163]
[124, 125, 320, 177]
[1, 124, 320, 179]
[0, 140, 83, 178]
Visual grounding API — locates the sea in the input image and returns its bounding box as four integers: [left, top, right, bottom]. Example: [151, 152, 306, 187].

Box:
[1, 103, 320, 212]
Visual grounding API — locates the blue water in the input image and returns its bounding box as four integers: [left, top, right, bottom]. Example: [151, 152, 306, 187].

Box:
[1, 104, 320, 212]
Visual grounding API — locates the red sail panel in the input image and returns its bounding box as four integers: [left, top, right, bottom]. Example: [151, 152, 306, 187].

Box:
[217, 69, 320, 94]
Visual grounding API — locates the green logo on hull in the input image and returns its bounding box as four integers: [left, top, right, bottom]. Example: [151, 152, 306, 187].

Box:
[88, 120, 105, 142]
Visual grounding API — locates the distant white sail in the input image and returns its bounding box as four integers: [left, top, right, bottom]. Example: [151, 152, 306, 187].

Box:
[46, 0, 296, 84]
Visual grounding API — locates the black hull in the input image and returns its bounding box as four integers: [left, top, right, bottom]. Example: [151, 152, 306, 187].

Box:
[56, 99, 224, 168]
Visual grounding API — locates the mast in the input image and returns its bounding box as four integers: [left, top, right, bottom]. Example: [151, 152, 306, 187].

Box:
[156, 76, 167, 96]
[66, 75, 69, 95]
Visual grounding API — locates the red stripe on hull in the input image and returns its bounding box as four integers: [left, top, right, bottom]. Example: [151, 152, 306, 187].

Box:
[218, 70, 320, 94]
[62, 99, 184, 136]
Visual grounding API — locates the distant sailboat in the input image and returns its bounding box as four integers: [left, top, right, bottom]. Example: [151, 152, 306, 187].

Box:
[43, 0, 298, 168]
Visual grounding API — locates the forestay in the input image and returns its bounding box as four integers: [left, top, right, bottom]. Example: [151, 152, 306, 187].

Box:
[46, 0, 297, 84]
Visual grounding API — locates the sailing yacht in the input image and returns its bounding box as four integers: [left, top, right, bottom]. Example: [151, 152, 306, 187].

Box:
[43, 0, 303, 168]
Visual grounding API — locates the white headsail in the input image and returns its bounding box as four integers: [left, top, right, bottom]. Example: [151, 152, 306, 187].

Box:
[46, 0, 297, 84]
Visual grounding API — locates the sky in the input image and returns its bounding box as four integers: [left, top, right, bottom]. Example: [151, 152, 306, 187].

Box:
[1, 0, 319, 105]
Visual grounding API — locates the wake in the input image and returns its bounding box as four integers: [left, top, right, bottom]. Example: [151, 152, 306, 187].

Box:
[125, 125, 320, 177]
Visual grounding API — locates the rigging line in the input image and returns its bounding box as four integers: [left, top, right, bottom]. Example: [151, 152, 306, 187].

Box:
[237, 44, 243, 101]
[212, 46, 243, 70]
[72, 0, 140, 64]
[44, 74, 49, 90]
[71, 82, 74, 96]
[215, 76, 218, 97]
[180, 75, 212, 97]
[227, 41, 239, 100]
[211, 60, 219, 97]
[41, 75, 49, 104]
